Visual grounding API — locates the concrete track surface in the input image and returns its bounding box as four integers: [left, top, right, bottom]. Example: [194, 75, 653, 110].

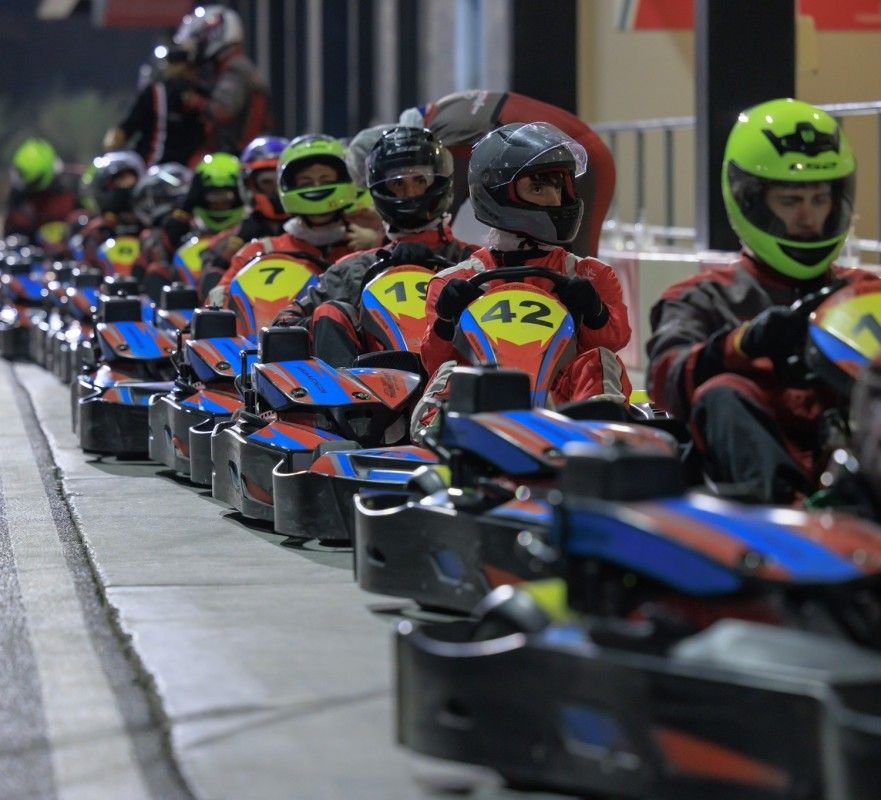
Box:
[0, 360, 566, 800]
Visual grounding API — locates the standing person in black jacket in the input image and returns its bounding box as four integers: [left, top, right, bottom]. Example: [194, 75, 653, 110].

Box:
[103, 45, 207, 168]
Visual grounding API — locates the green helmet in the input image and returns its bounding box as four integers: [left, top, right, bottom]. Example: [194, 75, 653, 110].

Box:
[276, 135, 356, 216]
[722, 98, 856, 280]
[192, 152, 245, 232]
[11, 138, 58, 192]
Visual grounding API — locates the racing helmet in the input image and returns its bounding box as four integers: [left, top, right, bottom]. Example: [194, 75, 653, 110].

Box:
[468, 122, 586, 245]
[191, 152, 245, 232]
[88, 151, 146, 215]
[276, 135, 357, 217]
[239, 136, 289, 220]
[366, 127, 453, 230]
[11, 138, 59, 192]
[173, 5, 243, 63]
[722, 98, 856, 280]
[133, 163, 193, 227]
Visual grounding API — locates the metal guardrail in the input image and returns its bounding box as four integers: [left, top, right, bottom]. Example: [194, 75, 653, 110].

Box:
[595, 100, 881, 260]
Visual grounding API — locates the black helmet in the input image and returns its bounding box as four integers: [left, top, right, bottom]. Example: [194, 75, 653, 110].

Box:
[366, 127, 453, 230]
[468, 122, 587, 245]
[133, 163, 193, 227]
[88, 151, 146, 216]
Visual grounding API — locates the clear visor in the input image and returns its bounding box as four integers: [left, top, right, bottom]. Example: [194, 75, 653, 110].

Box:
[728, 162, 854, 241]
[368, 165, 437, 189]
[481, 122, 588, 191]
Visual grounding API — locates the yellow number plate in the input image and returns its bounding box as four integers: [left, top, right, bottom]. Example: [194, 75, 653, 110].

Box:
[234, 256, 317, 302]
[469, 287, 568, 346]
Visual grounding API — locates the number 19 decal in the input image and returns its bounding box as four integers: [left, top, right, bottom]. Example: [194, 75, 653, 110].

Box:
[383, 280, 428, 303]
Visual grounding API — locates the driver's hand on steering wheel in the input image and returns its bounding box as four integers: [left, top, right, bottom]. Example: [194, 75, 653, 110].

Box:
[738, 304, 812, 369]
[558, 277, 609, 329]
[432, 278, 483, 340]
[738, 286, 839, 370]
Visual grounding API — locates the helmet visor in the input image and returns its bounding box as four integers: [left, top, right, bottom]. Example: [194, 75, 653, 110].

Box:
[365, 141, 453, 191]
[480, 122, 588, 192]
[728, 161, 855, 242]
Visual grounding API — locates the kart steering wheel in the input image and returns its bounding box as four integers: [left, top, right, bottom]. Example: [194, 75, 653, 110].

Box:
[466, 266, 572, 294]
[778, 279, 848, 386]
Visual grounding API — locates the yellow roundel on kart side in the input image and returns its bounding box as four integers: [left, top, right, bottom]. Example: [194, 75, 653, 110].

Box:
[101, 236, 141, 266]
[174, 236, 210, 275]
[234, 255, 317, 302]
[37, 220, 67, 245]
[817, 291, 881, 360]
[468, 287, 568, 346]
[365, 266, 434, 320]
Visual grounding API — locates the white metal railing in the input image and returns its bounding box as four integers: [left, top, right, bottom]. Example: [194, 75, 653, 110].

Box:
[595, 100, 881, 261]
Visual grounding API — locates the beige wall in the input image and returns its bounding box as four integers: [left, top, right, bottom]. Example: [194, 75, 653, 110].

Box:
[576, 1, 881, 242]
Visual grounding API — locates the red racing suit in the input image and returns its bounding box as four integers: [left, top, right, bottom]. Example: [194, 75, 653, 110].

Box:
[646, 254, 879, 489]
[419, 90, 615, 258]
[420, 246, 632, 404]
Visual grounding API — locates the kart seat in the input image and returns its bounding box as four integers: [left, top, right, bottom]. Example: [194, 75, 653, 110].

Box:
[160, 283, 199, 311]
[98, 295, 142, 323]
[447, 366, 532, 414]
[103, 276, 139, 297]
[191, 308, 237, 340]
[73, 268, 104, 289]
[560, 443, 685, 501]
[259, 325, 311, 363]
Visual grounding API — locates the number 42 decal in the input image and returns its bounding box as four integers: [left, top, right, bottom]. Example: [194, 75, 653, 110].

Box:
[480, 299, 553, 327]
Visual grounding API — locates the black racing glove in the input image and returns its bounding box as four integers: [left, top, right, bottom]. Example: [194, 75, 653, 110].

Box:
[162, 212, 193, 250]
[387, 241, 437, 267]
[432, 278, 483, 341]
[557, 277, 609, 329]
[739, 304, 810, 368]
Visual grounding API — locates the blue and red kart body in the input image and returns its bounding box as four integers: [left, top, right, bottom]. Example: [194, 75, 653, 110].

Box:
[354, 367, 679, 612]
[210, 325, 424, 530]
[149, 308, 254, 485]
[73, 293, 190, 456]
[0, 253, 46, 360]
[149, 252, 327, 484]
[396, 443, 881, 800]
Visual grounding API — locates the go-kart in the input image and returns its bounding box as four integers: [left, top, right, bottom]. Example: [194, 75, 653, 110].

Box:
[355, 367, 678, 612]
[73, 294, 178, 456]
[0, 249, 46, 359]
[148, 307, 254, 484]
[353, 266, 678, 611]
[148, 252, 327, 484]
[771, 280, 881, 515]
[28, 259, 77, 368]
[50, 271, 124, 385]
[395, 443, 881, 800]
[210, 325, 423, 526]
[270, 260, 443, 543]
